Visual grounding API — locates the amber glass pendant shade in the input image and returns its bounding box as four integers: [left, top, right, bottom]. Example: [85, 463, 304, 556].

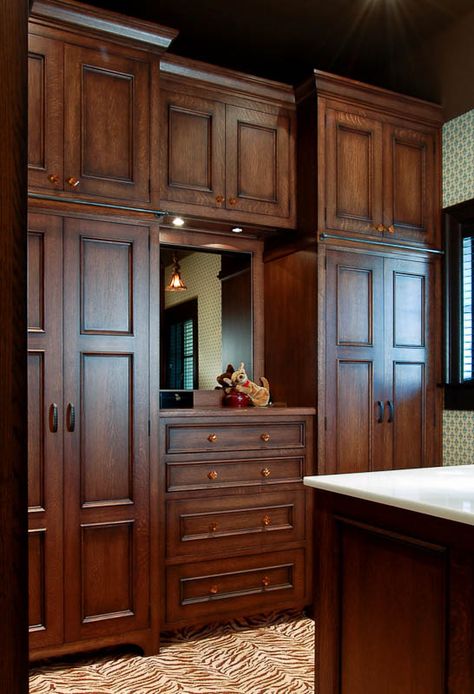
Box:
[166, 254, 187, 292]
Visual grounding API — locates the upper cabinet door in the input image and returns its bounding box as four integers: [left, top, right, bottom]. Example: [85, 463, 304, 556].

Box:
[324, 107, 384, 236]
[225, 105, 293, 221]
[160, 90, 226, 209]
[383, 125, 439, 247]
[64, 45, 151, 203]
[28, 34, 63, 192]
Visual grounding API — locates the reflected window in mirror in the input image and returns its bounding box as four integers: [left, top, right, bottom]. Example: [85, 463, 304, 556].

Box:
[160, 246, 252, 390]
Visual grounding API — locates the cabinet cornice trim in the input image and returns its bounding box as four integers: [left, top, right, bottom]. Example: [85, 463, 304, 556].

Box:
[30, 0, 178, 53]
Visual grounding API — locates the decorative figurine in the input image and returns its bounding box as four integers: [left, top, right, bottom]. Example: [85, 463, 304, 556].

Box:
[224, 362, 270, 407]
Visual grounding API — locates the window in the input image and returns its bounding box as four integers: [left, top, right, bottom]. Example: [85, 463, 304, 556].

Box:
[163, 299, 198, 390]
[445, 200, 474, 409]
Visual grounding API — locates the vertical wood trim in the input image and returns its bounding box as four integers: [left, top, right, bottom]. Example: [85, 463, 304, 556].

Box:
[0, 0, 29, 691]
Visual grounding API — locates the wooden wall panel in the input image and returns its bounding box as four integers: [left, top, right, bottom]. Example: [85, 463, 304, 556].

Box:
[27, 231, 44, 332]
[28, 530, 45, 630]
[393, 362, 425, 469]
[27, 351, 45, 510]
[394, 272, 425, 347]
[337, 266, 373, 346]
[336, 361, 373, 473]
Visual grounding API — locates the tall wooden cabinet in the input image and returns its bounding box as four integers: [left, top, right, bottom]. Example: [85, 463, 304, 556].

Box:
[265, 70, 443, 477]
[27, 0, 176, 660]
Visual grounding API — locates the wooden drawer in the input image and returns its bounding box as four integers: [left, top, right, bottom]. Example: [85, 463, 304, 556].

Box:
[166, 455, 304, 492]
[167, 490, 305, 558]
[165, 549, 305, 626]
[164, 421, 305, 454]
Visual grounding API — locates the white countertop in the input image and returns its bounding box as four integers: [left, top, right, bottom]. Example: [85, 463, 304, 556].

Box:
[304, 465, 474, 526]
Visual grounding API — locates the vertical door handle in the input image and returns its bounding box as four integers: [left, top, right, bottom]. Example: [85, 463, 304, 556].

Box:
[49, 403, 58, 433]
[66, 403, 76, 432]
[376, 401, 385, 423]
[387, 400, 394, 423]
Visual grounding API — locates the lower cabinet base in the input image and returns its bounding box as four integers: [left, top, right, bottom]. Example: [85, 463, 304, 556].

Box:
[164, 548, 307, 629]
[29, 627, 160, 662]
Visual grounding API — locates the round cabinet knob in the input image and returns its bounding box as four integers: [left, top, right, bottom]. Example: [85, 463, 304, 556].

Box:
[261, 433, 270, 443]
[66, 176, 80, 188]
[207, 470, 218, 480]
[262, 576, 270, 588]
[262, 514, 271, 527]
[374, 223, 385, 233]
[208, 433, 218, 443]
[387, 224, 395, 234]
[261, 467, 271, 479]
[47, 173, 60, 184]
[215, 195, 225, 205]
[209, 585, 219, 595]
[209, 522, 218, 533]
[228, 197, 237, 206]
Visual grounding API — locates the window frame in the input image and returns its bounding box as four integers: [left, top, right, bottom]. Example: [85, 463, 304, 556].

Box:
[444, 198, 474, 410]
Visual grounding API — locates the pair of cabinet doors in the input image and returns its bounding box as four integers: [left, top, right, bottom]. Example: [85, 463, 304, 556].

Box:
[28, 213, 151, 653]
[323, 105, 439, 247]
[324, 248, 440, 474]
[28, 33, 152, 204]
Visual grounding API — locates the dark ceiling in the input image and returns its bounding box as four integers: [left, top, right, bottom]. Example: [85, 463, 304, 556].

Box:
[87, 0, 474, 106]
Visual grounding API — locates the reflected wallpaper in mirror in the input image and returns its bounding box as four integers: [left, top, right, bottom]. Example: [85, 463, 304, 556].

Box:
[161, 246, 252, 390]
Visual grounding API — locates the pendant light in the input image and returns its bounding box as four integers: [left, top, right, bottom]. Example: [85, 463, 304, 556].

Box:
[166, 253, 187, 292]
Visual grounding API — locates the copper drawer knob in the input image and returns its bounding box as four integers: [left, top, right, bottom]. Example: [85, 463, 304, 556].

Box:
[207, 470, 218, 480]
[215, 195, 225, 204]
[261, 433, 270, 443]
[387, 224, 395, 234]
[261, 467, 271, 478]
[47, 173, 60, 184]
[66, 176, 80, 188]
[209, 585, 219, 595]
[209, 522, 218, 532]
[262, 514, 271, 527]
[262, 576, 270, 588]
[374, 223, 385, 232]
[208, 433, 218, 443]
[228, 197, 237, 206]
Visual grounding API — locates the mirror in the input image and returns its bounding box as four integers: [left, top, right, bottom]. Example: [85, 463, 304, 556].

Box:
[160, 245, 252, 390]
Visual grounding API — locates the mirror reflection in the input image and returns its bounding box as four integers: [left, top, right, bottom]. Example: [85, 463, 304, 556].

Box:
[160, 246, 252, 390]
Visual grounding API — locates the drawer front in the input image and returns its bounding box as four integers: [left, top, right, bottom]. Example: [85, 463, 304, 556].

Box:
[166, 549, 305, 625]
[167, 490, 305, 558]
[164, 421, 305, 454]
[166, 456, 304, 492]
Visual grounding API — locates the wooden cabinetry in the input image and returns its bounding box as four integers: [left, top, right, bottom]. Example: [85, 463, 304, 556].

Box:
[297, 70, 442, 248]
[28, 211, 158, 659]
[160, 409, 314, 628]
[322, 246, 441, 474]
[28, 0, 177, 206]
[160, 56, 296, 228]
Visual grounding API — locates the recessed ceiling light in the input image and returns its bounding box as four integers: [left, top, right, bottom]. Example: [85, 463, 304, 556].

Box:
[172, 216, 185, 227]
[232, 226, 243, 233]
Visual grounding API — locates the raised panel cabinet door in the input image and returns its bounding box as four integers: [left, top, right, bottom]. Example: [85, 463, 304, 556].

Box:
[324, 107, 384, 236]
[160, 90, 226, 208]
[383, 125, 439, 247]
[28, 33, 63, 192]
[64, 45, 150, 203]
[63, 217, 150, 641]
[324, 250, 385, 474]
[225, 105, 293, 221]
[383, 256, 440, 469]
[27, 213, 64, 650]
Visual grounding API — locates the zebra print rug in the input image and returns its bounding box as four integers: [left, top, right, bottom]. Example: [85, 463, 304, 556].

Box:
[29, 610, 314, 693]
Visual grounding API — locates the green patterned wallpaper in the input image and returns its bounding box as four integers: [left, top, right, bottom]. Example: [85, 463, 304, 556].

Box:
[442, 109, 474, 208]
[442, 109, 474, 464]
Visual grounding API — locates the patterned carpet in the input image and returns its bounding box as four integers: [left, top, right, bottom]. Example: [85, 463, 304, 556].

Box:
[29, 611, 314, 694]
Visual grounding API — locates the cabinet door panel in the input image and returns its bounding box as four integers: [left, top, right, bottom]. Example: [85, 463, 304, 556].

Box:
[384, 257, 439, 469]
[160, 90, 226, 207]
[383, 126, 438, 246]
[325, 108, 383, 235]
[64, 46, 150, 203]
[27, 214, 63, 649]
[28, 34, 63, 191]
[226, 105, 293, 219]
[63, 217, 150, 641]
[325, 251, 385, 474]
